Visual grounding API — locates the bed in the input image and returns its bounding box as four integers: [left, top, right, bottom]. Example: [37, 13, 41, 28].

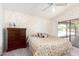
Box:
[28, 33, 72, 56]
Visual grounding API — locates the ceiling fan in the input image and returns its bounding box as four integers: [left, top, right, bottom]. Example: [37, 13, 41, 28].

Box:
[42, 3, 67, 11]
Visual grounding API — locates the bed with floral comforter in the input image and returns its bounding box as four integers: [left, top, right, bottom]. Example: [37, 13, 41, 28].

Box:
[28, 36, 72, 56]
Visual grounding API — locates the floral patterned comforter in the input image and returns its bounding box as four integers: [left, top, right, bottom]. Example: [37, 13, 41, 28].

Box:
[29, 37, 72, 56]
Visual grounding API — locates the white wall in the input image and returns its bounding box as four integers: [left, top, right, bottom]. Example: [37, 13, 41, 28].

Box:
[0, 4, 3, 55]
[4, 10, 57, 36]
[57, 4, 79, 22]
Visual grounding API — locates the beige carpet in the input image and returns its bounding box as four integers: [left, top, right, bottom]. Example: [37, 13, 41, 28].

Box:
[3, 46, 79, 56]
[3, 47, 33, 56]
[70, 47, 79, 56]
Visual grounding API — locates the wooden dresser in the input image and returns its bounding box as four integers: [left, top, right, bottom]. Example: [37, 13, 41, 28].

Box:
[7, 28, 27, 52]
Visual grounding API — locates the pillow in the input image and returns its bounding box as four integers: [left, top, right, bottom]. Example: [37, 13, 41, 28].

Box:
[31, 33, 48, 38]
[38, 33, 49, 38]
[42, 33, 48, 38]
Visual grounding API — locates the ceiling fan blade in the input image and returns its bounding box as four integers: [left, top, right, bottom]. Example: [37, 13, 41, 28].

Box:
[54, 3, 67, 6]
[42, 5, 52, 11]
[42, 3, 67, 11]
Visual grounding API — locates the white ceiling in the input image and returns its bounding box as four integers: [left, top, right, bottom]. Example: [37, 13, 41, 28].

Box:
[3, 3, 71, 19]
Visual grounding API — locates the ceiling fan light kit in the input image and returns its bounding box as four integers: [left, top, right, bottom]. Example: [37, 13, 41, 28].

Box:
[52, 7, 55, 12]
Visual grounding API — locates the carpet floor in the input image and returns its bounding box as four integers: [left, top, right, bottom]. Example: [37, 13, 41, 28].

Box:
[3, 46, 79, 56]
[3, 47, 33, 56]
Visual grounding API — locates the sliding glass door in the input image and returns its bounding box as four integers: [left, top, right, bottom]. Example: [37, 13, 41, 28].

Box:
[58, 23, 67, 37]
[58, 21, 76, 41]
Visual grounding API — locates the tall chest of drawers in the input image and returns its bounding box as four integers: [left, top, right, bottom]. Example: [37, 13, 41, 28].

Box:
[7, 28, 27, 51]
